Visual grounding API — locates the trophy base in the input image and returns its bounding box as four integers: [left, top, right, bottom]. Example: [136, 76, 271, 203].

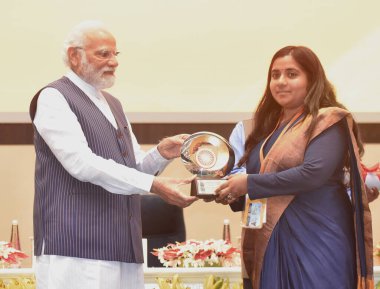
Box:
[191, 178, 227, 200]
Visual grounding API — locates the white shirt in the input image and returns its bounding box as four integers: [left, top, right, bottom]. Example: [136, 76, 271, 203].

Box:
[229, 121, 247, 174]
[34, 70, 170, 195]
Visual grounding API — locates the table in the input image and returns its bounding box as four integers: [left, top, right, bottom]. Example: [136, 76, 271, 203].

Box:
[144, 267, 241, 289]
[1, 264, 379, 288]
[0, 267, 241, 289]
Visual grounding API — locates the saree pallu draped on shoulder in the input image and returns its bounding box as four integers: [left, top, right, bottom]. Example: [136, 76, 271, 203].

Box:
[242, 107, 373, 289]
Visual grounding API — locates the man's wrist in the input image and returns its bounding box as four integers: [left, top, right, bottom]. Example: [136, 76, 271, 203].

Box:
[156, 144, 167, 159]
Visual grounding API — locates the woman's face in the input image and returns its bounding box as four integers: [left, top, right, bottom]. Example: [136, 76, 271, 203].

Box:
[269, 55, 308, 111]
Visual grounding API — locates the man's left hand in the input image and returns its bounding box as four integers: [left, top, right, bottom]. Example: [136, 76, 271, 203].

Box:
[157, 134, 189, 160]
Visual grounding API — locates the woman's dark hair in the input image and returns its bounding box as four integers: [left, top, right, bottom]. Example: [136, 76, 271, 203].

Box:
[238, 45, 363, 166]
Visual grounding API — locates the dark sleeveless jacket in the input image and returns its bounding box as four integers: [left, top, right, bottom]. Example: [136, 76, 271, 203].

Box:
[30, 76, 143, 263]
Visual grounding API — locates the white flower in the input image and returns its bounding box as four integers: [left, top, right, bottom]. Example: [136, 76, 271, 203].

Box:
[0, 241, 28, 265]
[151, 239, 241, 268]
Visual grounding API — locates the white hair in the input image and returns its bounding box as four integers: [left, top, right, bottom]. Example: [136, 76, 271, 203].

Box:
[62, 20, 108, 67]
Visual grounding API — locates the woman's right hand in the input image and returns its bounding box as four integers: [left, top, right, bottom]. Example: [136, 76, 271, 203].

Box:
[214, 174, 248, 205]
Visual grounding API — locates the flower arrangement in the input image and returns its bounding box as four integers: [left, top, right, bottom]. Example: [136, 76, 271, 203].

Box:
[152, 239, 240, 268]
[361, 162, 380, 190]
[0, 241, 28, 267]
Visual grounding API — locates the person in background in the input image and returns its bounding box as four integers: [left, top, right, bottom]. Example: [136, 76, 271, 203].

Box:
[216, 46, 374, 289]
[29, 20, 197, 289]
[228, 119, 251, 175]
[227, 119, 250, 286]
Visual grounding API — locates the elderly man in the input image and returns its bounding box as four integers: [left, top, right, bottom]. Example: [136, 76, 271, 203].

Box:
[29, 21, 197, 289]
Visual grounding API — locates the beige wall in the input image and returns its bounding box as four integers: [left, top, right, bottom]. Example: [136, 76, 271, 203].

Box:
[1, 0, 380, 114]
[0, 146, 34, 267]
[0, 144, 379, 268]
[1, 0, 379, 267]
[363, 144, 380, 252]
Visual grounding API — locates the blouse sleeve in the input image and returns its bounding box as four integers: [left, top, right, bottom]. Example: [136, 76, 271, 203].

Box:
[247, 121, 348, 199]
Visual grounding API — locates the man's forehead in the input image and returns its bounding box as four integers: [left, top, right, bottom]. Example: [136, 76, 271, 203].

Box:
[84, 29, 116, 46]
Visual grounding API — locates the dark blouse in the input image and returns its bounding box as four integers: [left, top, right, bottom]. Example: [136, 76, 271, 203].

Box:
[247, 120, 347, 198]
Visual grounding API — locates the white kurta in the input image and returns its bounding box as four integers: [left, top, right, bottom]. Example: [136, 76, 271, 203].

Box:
[35, 255, 145, 289]
[228, 120, 246, 174]
[33, 71, 170, 289]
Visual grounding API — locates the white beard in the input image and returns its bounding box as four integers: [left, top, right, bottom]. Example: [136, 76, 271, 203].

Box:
[80, 56, 116, 89]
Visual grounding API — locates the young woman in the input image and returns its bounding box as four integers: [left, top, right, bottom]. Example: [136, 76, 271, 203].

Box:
[215, 46, 374, 289]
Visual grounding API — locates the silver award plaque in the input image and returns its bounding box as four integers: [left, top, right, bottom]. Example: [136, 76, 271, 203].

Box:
[180, 131, 235, 199]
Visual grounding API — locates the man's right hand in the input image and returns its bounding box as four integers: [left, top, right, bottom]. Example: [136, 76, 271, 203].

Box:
[151, 176, 198, 208]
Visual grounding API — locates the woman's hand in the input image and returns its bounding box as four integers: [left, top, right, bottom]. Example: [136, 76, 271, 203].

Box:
[214, 174, 248, 205]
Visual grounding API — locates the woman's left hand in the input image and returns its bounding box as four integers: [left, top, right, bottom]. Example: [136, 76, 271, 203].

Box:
[214, 174, 248, 205]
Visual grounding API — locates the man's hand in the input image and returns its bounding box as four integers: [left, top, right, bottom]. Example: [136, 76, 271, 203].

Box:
[151, 176, 198, 208]
[157, 134, 189, 160]
[214, 174, 248, 205]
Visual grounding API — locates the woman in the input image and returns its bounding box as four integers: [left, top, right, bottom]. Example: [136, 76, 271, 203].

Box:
[215, 46, 374, 289]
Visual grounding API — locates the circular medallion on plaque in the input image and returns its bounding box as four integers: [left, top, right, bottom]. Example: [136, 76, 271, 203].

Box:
[180, 132, 235, 198]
